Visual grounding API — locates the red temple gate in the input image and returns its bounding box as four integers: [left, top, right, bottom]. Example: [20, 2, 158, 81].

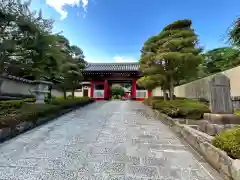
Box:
[83, 63, 150, 101]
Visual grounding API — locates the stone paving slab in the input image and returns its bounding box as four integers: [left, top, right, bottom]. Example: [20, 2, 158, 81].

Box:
[0, 101, 224, 179]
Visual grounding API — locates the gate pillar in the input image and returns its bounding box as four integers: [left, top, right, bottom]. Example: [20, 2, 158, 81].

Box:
[131, 79, 136, 100]
[104, 80, 108, 100]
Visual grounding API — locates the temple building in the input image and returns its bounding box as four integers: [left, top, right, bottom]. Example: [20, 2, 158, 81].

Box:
[78, 62, 150, 101]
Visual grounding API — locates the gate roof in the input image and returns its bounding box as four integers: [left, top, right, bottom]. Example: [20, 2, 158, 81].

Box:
[84, 63, 139, 72]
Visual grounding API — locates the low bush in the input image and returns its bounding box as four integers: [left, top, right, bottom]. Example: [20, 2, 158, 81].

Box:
[0, 100, 24, 110]
[0, 104, 59, 128]
[212, 128, 240, 159]
[0, 98, 36, 110]
[152, 99, 210, 120]
[23, 98, 36, 103]
[0, 97, 94, 129]
[112, 95, 121, 99]
[50, 97, 91, 106]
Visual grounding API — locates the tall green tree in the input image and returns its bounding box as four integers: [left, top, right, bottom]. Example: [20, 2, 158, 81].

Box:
[229, 17, 240, 46]
[139, 19, 203, 100]
[156, 19, 203, 99]
[57, 37, 86, 99]
[0, 0, 55, 78]
[138, 36, 168, 100]
[0, 0, 87, 100]
[203, 47, 240, 74]
[111, 84, 125, 97]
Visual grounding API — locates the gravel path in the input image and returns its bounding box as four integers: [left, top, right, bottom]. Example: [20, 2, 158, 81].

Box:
[0, 101, 223, 180]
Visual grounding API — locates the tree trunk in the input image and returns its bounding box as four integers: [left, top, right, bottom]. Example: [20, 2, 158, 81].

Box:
[149, 90, 153, 106]
[169, 76, 174, 100]
[163, 89, 167, 101]
[48, 85, 52, 100]
[72, 89, 75, 99]
[63, 90, 67, 100]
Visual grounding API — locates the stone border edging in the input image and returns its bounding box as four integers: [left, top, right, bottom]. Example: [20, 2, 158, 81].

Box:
[144, 106, 240, 180]
[0, 101, 94, 144]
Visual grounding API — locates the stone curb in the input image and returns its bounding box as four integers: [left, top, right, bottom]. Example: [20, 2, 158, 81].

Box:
[144, 106, 240, 180]
[0, 101, 95, 144]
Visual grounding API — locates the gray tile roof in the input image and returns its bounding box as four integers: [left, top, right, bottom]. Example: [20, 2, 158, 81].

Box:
[84, 63, 140, 72]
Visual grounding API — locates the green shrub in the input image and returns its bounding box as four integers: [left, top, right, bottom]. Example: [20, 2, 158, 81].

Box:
[0, 100, 24, 110]
[152, 96, 166, 100]
[67, 94, 73, 98]
[198, 97, 209, 104]
[55, 96, 66, 100]
[112, 95, 120, 99]
[235, 110, 240, 116]
[212, 128, 240, 159]
[49, 97, 90, 107]
[0, 98, 36, 111]
[23, 98, 36, 103]
[0, 104, 60, 128]
[152, 99, 210, 120]
[0, 97, 93, 129]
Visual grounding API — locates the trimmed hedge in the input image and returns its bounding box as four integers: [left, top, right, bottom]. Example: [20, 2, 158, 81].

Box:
[0, 97, 94, 129]
[144, 97, 210, 120]
[0, 92, 35, 100]
[212, 128, 240, 159]
[0, 99, 24, 110]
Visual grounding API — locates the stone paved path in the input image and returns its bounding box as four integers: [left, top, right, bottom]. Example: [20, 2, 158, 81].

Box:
[0, 101, 223, 180]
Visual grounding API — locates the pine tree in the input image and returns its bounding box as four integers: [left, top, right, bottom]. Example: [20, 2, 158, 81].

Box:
[139, 19, 203, 100]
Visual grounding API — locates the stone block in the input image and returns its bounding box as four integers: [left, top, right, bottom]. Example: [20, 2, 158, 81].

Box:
[177, 120, 239, 180]
[0, 128, 11, 140]
[205, 145, 221, 169]
[16, 122, 33, 133]
[209, 74, 234, 114]
[232, 160, 240, 180]
[204, 113, 240, 124]
[198, 120, 209, 132]
[198, 120, 222, 135]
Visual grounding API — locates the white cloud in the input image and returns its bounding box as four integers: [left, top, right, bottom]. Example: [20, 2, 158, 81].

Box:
[113, 56, 138, 63]
[45, 0, 88, 20]
[85, 57, 109, 63]
[84, 55, 138, 63]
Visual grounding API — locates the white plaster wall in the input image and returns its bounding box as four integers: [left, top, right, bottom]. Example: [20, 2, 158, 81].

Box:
[73, 91, 83, 97]
[0, 78, 35, 95]
[0, 77, 64, 97]
[66, 85, 91, 97]
[136, 90, 148, 98]
[51, 89, 64, 97]
[174, 66, 240, 99]
[66, 91, 83, 97]
[152, 87, 164, 97]
[152, 65, 240, 99]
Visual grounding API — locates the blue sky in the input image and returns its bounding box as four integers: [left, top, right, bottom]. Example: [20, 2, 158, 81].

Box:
[31, 0, 240, 63]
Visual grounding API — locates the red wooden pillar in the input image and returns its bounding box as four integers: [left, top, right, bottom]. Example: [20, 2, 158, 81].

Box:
[90, 80, 94, 98]
[104, 80, 108, 100]
[148, 90, 151, 98]
[132, 79, 137, 100]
